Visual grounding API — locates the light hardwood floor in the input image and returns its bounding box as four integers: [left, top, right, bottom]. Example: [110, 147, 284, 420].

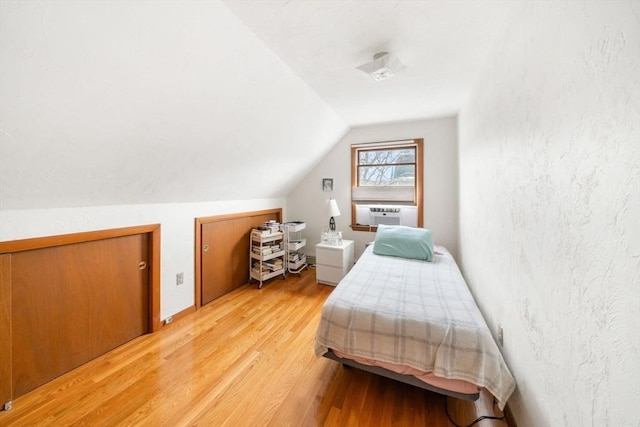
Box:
[0, 269, 508, 426]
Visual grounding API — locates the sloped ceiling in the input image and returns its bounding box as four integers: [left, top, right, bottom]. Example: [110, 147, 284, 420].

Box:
[0, 0, 348, 209]
[0, 0, 509, 210]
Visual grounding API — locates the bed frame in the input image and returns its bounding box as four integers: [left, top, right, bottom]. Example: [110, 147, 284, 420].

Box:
[323, 349, 480, 402]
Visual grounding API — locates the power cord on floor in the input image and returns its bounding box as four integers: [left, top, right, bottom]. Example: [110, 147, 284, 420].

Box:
[444, 396, 507, 427]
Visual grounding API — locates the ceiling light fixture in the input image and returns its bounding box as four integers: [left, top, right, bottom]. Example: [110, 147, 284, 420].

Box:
[356, 52, 406, 81]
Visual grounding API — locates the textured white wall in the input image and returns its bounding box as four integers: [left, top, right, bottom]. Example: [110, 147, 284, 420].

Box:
[0, 198, 286, 320]
[287, 117, 459, 261]
[458, 2, 639, 426]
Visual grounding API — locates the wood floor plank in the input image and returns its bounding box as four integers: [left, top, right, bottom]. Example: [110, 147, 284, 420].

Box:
[0, 269, 509, 426]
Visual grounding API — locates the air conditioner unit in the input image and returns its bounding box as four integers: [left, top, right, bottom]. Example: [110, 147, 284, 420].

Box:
[369, 207, 401, 226]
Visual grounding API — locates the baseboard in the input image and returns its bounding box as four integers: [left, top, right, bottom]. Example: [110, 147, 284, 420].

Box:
[161, 305, 196, 327]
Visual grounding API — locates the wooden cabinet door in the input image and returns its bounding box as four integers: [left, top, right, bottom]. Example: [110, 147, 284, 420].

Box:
[0, 254, 10, 408]
[201, 212, 280, 305]
[10, 233, 149, 398]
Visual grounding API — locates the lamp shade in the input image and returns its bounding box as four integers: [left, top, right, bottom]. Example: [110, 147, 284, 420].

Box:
[327, 199, 341, 217]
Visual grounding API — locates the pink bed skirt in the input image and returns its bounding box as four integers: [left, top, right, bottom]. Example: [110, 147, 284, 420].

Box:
[332, 349, 480, 395]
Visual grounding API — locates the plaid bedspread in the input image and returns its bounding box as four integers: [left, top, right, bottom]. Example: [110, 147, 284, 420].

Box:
[315, 246, 516, 410]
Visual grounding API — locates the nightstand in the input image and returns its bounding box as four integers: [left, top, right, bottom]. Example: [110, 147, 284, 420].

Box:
[315, 240, 354, 286]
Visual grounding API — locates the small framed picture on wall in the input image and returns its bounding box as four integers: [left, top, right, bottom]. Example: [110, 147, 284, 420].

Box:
[322, 178, 334, 192]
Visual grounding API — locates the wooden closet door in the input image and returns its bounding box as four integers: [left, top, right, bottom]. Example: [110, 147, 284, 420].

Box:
[0, 254, 10, 407]
[10, 234, 149, 398]
[201, 212, 280, 305]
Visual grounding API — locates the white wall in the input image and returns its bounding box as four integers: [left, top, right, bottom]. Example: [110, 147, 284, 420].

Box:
[0, 199, 285, 320]
[287, 117, 459, 261]
[458, 2, 639, 426]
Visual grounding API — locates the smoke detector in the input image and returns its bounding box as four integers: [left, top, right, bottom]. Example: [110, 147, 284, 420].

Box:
[356, 52, 406, 81]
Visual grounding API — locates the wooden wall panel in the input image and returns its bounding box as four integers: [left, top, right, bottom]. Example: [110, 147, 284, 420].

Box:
[0, 254, 11, 408]
[199, 209, 282, 306]
[10, 234, 149, 397]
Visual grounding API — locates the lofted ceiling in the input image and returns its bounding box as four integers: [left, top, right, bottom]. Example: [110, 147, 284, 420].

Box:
[223, 0, 512, 126]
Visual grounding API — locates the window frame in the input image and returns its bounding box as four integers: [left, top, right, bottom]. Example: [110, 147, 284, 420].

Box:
[350, 138, 424, 232]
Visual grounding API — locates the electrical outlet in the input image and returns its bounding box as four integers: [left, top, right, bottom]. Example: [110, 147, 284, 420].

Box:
[164, 316, 173, 325]
[497, 325, 504, 347]
[176, 272, 184, 286]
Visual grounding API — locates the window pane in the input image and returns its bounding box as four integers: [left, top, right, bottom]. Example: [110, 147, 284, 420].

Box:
[358, 148, 415, 166]
[351, 139, 423, 229]
[359, 165, 415, 186]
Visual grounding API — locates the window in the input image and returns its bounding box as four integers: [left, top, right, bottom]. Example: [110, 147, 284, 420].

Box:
[350, 139, 423, 231]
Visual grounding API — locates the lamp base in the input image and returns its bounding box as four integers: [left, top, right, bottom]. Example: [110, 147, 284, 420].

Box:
[329, 217, 336, 231]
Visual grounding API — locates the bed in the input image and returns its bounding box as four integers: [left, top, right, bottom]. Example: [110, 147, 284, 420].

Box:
[315, 225, 516, 410]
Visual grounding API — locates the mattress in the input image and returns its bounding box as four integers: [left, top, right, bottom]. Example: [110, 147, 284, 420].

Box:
[315, 245, 516, 410]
